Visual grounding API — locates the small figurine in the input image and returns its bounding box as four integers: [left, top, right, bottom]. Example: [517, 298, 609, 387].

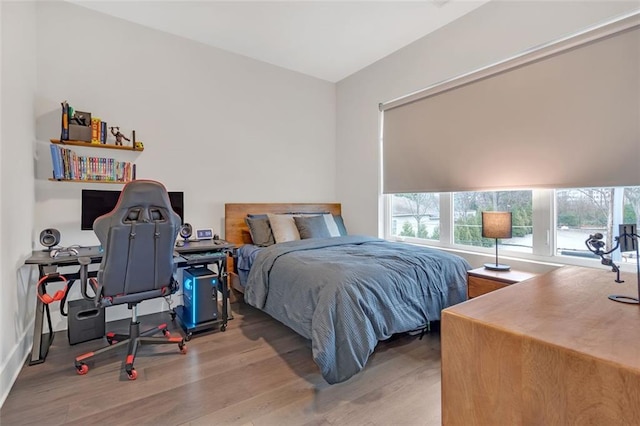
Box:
[71, 112, 87, 126]
[110, 126, 130, 146]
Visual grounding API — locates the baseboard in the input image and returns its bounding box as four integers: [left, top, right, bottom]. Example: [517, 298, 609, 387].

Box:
[0, 319, 33, 410]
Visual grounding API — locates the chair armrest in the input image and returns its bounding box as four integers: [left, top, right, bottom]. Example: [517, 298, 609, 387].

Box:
[78, 256, 99, 303]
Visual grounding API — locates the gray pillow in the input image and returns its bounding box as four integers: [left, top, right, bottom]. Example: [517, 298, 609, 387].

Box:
[333, 214, 348, 236]
[245, 216, 275, 246]
[294, 215, 331, 239]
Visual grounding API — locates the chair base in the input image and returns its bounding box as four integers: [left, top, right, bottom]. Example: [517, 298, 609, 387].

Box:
[74, 311, 186, 380]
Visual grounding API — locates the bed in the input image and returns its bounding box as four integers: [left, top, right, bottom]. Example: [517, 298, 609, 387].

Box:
[224, 203, 471, 384]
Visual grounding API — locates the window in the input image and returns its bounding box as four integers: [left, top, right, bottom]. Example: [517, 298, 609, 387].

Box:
[386, 186, 640, 267]
[556, 187, 639, 264]
[390, 193, 439, 241]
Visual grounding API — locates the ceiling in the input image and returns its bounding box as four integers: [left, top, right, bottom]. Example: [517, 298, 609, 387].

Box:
[71, 0, 490, 82]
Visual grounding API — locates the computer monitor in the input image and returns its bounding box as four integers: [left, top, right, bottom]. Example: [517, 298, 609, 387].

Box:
[81, 189, 184, 230]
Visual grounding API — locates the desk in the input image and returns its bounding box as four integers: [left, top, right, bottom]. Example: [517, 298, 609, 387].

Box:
[24, 240, 234, 365]
[441, 266, 640, 425]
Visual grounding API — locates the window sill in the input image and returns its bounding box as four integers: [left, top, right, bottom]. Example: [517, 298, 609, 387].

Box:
[391, 237, 636, 275]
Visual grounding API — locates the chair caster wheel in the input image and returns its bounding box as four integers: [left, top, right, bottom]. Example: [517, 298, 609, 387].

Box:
[106, 332, 117, 345]
[76, 363, 89, 375]
[220, 324, 227, 332]
[179, 343, 188, 354]
[185, 333, 192, 341]
[162, 329, 171, 338]
[170, 311, 176, 321]
[127, 369, 138, 380]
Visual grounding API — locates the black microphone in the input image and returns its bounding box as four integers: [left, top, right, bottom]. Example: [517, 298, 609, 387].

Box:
[587, 233, 605, 251]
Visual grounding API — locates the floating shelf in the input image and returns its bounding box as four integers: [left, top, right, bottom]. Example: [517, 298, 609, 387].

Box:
[50, 139, 144, 152]
[48, 178, 132, 184]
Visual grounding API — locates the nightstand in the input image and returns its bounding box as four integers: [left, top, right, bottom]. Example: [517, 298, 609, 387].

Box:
[467, 267, 537, 299]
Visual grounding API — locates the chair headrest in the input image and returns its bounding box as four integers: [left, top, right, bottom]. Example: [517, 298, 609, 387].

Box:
[108, 180, 175, 224]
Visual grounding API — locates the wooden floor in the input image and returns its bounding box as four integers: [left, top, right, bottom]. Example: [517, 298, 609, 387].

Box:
[1, 302, 442, 425]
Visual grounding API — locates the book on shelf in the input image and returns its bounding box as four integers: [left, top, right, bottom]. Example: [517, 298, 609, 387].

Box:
[60, 101, 69, 141]
[49, 144, 63, 179]
[100, 121, 107, 144]
[91, 118, 101, 144]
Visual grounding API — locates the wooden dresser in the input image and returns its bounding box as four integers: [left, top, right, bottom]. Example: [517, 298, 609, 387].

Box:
[442, 266, 640, 425]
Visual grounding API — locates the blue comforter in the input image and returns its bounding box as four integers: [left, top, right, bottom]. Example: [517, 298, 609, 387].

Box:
[244, 235, 471, 384]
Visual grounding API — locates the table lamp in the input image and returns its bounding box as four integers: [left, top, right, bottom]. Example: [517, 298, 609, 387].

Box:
[482, 211, 512, 271]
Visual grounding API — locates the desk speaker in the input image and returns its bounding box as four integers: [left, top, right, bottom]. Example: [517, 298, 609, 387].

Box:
[39, 228, 60, 249]
[180, 223, 193, 240]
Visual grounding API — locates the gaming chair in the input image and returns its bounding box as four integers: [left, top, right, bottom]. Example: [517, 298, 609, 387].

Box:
[74, 180, 186, 380]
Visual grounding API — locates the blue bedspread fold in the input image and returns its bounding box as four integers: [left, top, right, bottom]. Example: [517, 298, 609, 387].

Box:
[244, 235, 470, 384]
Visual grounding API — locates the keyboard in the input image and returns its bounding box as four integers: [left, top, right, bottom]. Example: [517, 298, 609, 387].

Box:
[181, 251, 227, 264]
[175, 239, 232, 253]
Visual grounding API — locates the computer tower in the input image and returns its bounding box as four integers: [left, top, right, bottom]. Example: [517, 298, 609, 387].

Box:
[182, 266, 218, 325]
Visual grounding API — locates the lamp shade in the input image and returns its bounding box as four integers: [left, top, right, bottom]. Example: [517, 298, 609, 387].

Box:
[482, 212, 512, 239]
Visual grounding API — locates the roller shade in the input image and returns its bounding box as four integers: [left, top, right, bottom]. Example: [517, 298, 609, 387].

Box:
[381, 12, 640, 194]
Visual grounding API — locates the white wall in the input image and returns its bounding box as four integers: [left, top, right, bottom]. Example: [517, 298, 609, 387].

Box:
[1, 0, 37, 410]
[336, 1, 639, 242]
[35, 2, 336, 328]
[1, 1, 335, 408]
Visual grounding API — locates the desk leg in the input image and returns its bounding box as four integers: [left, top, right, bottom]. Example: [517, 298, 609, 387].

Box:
[29, 267, 55, 365]
[221, 274, 228, 331]
[222, 257, 233, 321]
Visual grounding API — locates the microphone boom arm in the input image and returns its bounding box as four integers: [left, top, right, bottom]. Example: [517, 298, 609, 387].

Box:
[585, 229, 640, 304]
[585, 233, 623, 282]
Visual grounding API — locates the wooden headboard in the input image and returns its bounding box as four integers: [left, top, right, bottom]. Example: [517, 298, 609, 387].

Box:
[224, 203, 342, 246]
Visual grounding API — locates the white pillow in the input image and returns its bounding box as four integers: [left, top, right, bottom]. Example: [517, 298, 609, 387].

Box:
[323, 214, 341, 237]
[267, 213, 300, 243]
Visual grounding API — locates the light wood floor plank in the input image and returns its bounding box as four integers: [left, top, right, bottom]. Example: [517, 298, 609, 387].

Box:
[246, 337, 441, 426]
[1, 303, 442, 426]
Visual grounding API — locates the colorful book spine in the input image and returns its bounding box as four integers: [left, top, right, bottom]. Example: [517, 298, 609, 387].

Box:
[70, 151, 76, 180]
[61, 148, 69, 179]
[57, 146, 64, 179]
[60, 101, 69, 140]
[91, 118, 101, 144]
[80, 156, 85, 180]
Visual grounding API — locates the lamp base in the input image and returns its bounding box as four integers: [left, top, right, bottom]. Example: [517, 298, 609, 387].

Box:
[484, 263, 511, 271]
[608, 294, 639, 304]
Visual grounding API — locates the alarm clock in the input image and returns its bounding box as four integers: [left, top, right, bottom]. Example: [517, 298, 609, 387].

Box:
[195, 228, 214, 240]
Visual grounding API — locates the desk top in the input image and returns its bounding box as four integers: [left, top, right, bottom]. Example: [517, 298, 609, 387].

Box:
[25, 240, 234, 266]
[25, 246, 104, 266]
[444, 265, 640, 370]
